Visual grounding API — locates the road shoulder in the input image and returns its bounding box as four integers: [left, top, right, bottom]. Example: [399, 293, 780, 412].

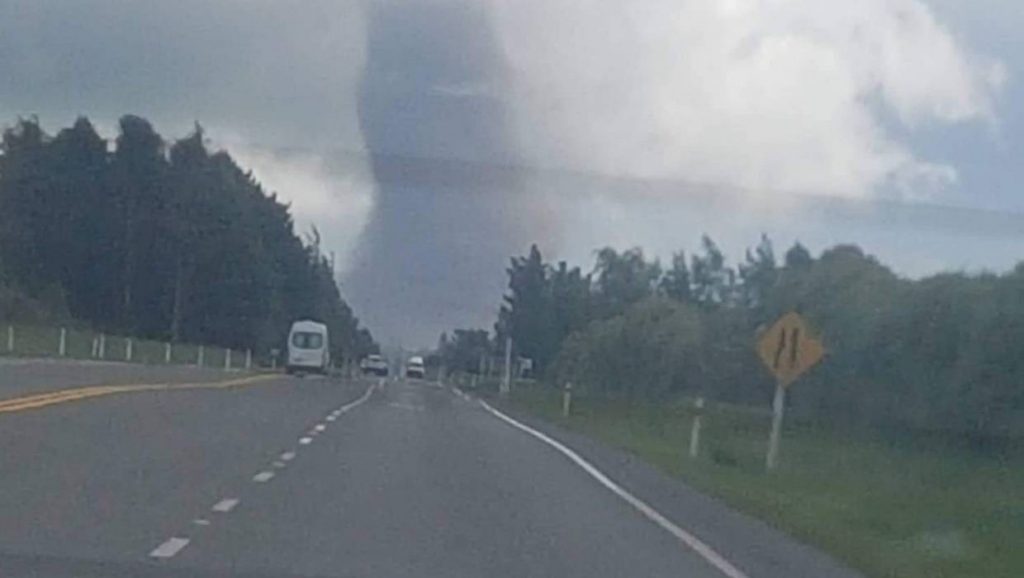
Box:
[482, 395, 865, 578]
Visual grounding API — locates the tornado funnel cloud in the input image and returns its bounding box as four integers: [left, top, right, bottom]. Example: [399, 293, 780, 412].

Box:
[344, 0, 534, 347]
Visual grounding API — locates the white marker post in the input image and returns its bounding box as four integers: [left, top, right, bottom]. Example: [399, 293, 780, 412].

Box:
[766, 382, 786, 471]
[500, 337, 512, 396]
[165, 342, 172, 364]
[6, 325, 13, 353]
[91, 336, 99, 358]
[224, 349, 232, 371]
[689, 397, 705, 459]
[245, 349, 252, 370]
[58, 327, 67, 357]
[562, 382, 573, 418]
[125, 338, 133, 362]
[197, 345, 205, 367]
[98, 334, 106, 359]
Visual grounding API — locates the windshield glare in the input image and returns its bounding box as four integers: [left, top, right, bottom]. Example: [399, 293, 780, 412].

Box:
[291, 332, 323, 350]
[0, 1, 1021, 578]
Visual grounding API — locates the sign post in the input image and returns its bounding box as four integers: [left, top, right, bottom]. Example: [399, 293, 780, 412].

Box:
[756, 312, 825, 471]
[765, 383, 786, 470]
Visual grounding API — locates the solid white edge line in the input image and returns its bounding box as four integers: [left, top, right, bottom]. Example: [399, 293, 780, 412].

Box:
[477, 399, 750, 578]
[252, 471, 275, 483]
[149, 537, 190, 559]
[338, 381, 378, 413]
[293, 383, 375, 447]
[211, 498, 239, 513]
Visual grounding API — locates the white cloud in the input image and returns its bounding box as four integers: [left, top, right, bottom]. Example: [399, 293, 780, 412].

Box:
[490, 0, 1004, 201]
[223, 141, 376, 275]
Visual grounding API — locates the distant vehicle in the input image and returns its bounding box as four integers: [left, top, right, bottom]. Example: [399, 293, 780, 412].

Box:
[405, 356, 425, 379]
[286, 320, 330, 375]
[360, 354, 389, 377]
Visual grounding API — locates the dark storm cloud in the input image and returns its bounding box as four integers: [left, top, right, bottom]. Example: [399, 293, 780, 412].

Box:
[2, 0, 1023, 348]
[0, 0, 554, 346]
[0, 0, 368, 147]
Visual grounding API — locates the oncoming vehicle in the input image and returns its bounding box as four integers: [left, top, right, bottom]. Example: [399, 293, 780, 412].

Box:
[360, 354, 389, 377]
[286, 320, 330, 375]
[405, 356, 425, 379]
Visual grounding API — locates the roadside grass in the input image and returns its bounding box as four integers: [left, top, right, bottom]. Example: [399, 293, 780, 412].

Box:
[500, 382, 1023, 578]
[171, 343, 200, 365]
[3, 324, 61, 358]
[0, 322, 245, 370]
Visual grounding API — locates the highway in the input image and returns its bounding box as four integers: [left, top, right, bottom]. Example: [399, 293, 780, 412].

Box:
[0, 359, 861, 578]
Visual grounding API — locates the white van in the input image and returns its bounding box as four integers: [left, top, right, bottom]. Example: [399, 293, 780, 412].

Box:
[405, 355, 425, 379]
[287, 320, 330, 374]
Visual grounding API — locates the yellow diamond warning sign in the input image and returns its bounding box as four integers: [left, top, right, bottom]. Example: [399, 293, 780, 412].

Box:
[757, 312, 825, 387]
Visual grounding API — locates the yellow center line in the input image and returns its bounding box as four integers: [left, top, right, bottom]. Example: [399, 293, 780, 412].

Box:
[0, 374, 280, 414]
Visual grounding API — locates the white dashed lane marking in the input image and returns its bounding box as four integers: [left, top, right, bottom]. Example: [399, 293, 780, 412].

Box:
[388, 402, 424, 412]
[149, 537, 190, 559]
[252, 471, 275, 483]
[145, 382, 379, 561]
[212, 498, 240, 513]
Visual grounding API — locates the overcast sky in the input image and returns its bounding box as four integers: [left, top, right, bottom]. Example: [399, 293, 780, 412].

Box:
[2, 0, 1022, 345]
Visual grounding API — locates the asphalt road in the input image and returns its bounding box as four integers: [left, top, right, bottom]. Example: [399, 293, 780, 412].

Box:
[0, 360, 860, 578]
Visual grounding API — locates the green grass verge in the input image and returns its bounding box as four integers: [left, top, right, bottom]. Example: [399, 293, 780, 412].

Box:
[502, 383, 1023, 578]
[0, 323, 245, 371]
[4, 324, 61, 357]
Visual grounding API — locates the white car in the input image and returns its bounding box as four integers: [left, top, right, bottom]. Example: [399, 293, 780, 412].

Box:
[360, 354, 389, 377]
[286, 320, 330, 374]
[405, 356, 425, 379]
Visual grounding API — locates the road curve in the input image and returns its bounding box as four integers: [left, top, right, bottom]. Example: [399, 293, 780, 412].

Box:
[0, 361, 860, 578]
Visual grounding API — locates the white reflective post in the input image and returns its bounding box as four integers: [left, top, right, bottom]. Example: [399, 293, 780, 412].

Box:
[500, 337, 512, 396]
[689, 397, 705, 459]
[562, 382, 573, 418]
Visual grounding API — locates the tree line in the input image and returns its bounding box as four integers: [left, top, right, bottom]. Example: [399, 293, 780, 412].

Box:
[439, 237, 1024, 444]
[0, 115, 377, 362]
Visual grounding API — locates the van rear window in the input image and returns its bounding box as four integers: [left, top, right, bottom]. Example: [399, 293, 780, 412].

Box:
[291, 332, 323, 349]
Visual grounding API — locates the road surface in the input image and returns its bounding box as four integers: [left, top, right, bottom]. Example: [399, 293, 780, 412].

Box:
[0, 359, 861, 578]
